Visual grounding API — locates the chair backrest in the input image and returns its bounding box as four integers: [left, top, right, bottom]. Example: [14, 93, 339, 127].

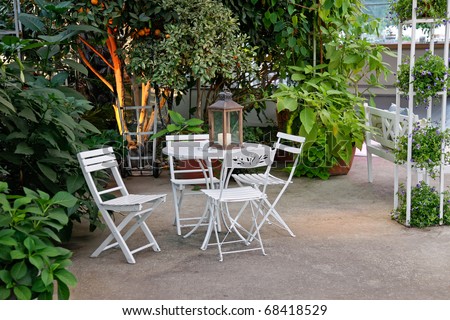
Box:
[219, 144, 275, 193]
[364, 104, 418, 150]
[273, 132, 305, 181]
[77, 147, 127, 205]
[165, 134, 212, 181]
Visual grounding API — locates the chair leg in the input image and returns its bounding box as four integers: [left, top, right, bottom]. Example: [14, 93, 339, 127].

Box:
[249, 197, 295, 238]
[121, 211, 161, 252]
[91, 210, 136, 264]
[201, 199, 217, 251]
[171, 183, 184, 236]
[262, 198, 295, 237]
[183, 202, 210, 239]
[91, 203, 163, 264]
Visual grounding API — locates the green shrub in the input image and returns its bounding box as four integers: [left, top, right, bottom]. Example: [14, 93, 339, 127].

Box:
[0, 182, 78, 300]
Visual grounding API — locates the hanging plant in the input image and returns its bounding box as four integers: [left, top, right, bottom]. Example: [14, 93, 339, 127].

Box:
[394, 120, 450, 177]
[388, 0, 447, 24]
[396, 50, 450, 105]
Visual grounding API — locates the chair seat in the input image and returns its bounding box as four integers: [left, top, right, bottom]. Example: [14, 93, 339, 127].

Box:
[102, 194, 166, 212]
[201, 186, 266, 202]
[232, 173, 287, 186]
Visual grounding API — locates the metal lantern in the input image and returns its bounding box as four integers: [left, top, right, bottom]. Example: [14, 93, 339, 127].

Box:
[207, 91, 243, 149]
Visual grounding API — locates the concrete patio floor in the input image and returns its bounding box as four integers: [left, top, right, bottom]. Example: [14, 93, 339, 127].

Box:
[67, 154, 450, 300]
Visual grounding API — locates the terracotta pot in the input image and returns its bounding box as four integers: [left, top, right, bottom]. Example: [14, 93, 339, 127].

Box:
[329, 147, 356, 176]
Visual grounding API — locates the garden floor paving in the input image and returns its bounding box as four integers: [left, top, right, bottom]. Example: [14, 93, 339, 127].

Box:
[67, 154, 450, 300]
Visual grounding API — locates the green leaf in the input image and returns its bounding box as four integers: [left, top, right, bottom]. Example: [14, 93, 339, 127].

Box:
[300, 108, 316, 134]
[29, 255, 45, 270]
[0, 229, 15, 239]
[0, 237, 16, 247]
[41, 246, 67, 258]
[343, 54, 361, 64]
[62, 59, 88, 75]
[13, 285, 32, 300]
[168, 110, 185, 125]
[55, 269, 77, 287]
[48, 210, 69, 225]
[288, 5, 295, 16]
[0, 270, 12, 284]
[0, 287, 11, 300]
[166, 124, 181, 132]
[277, 97, 297, 112]
[24, 237, 36, 252]
[15, 142, 34, 155]
[11, 261, 27, 281]
[327, 90, 343, 95]
[66, 175, 85, 194]
[41, 269, 53, 286]
[10, 249, 26, 260]
[6, 131, 28, 140]
[13, 196, 32, 209]
[57, 281, 70, 300]
[51, 72, 69, 86]
[19, 13, 45, 32]
[274, 21, 284, 32]
[186, 127, 204, 133]
[0, 181, 8, 193]
[37, 162, 57, 182]
[78, 119, 101, 134]
[185, 118, 203, 126]
[292, 73, 306, 81]
[0, 94, 15, 113]
[17, 107, 37, 122]
[40, 227, 61, 243]
[67, 24, 105, 34]
[50, 191, 78, 208]
[270, 12, 277, 24]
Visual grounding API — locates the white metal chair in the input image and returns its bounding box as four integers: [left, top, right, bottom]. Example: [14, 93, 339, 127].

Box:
[232, 132, 305, 237]
[201, 144, 274, 261]
[77, 147, 166, 264]
[165, 134, 220, 236]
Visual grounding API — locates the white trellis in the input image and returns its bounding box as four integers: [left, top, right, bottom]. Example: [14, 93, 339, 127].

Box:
[395, 0, 450, 226]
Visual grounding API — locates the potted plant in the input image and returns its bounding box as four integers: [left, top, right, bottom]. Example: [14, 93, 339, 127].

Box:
[394, 119, 450, 177]
[272, 65, 367, 179]
[270, 0, 392, 179]
[0, 182, 78, 300]
[396, 50, 450, 105]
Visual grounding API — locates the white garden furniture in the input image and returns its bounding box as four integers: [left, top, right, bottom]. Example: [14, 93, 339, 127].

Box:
[77, 147, 166, 264]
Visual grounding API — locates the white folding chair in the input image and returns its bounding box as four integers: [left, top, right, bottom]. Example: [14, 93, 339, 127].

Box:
[165, 134, 220, 236]
[77, 147, 166, 264]
[232, 132, 305, 237]
[201, 144, 274, 261]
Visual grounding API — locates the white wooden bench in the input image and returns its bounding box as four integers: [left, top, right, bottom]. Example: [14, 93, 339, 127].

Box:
[364, 103, 419, 208]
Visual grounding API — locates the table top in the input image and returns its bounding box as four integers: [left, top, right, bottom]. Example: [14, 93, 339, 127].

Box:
[162, 142, 271, 161]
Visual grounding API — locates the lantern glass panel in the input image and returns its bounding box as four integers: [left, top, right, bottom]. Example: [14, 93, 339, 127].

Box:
[229, 110, 240, 144]
[212, 110, 224, 145]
